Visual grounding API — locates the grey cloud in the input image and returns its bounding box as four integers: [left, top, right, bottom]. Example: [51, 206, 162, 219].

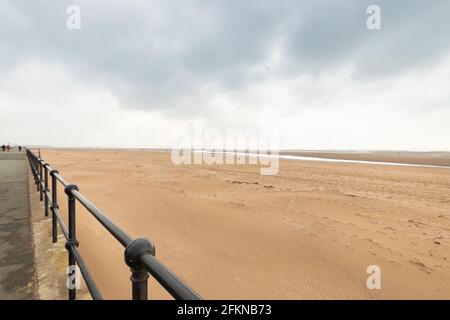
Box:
[1, 0, 450, 113]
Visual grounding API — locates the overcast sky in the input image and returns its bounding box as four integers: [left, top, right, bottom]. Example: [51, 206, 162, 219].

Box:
[1, 0, 450, 150]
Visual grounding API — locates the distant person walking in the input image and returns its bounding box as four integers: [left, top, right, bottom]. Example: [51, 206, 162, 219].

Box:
[6, 145, 10, 152]
[1, 145, 5, 152]
[18, 146, 22, 152]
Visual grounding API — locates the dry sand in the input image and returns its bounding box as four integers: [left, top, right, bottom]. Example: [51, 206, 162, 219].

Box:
[40, 149, 450, 299]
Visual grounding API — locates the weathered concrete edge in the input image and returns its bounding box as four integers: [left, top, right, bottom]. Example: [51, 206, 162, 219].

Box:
[28, 169, 67, 300]
[27, 168, 40, 300]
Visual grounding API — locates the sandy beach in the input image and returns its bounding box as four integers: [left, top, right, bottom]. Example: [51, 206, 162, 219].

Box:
[40, 149, 450, 299]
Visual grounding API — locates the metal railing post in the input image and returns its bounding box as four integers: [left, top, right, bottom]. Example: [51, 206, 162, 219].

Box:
[124, 238, 155, 300]
[50, 170, 59, 243]
[39, 159, 43, 201]
[36, 158, 40, 191]
[35, 157, 39, 191]
[44, 164, 49, 217]
[65, 184, 80, 300]
[27, 151, 36, 187]
[31, 154, 39, 191]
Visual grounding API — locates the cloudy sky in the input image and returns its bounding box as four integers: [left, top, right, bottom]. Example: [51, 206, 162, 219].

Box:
[1, 0, 450, 150]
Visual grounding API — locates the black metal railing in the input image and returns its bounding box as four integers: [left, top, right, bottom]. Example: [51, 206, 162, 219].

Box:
[25, 148, 202, 300]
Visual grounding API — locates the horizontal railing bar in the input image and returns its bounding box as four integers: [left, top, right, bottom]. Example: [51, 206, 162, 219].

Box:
[39, 163, 67, 186]
[71, 190, 132, 247]
[44, 190, 52, 202]
[53, 208, 69, 240]
[46, 192, 70, 240]
[140, 253, 202, 300]
[70, 246, 103, 300]
[54, 173, 69, 187]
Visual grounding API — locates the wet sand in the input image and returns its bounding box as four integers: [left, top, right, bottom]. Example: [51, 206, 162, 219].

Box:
[41, 149, 450, 299]
[282, 151, 450, 167]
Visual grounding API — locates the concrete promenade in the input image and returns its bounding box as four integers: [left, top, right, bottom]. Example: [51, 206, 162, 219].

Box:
[0, 152, 36, 299]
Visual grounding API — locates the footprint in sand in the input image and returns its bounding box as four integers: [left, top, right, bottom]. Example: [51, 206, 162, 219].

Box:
[409, 260, 433, 274]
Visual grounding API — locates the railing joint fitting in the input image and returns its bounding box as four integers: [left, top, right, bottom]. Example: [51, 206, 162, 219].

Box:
[124, 238, 156, 270]
[65, 239, 79, 250]
[65, 184, 79, 196]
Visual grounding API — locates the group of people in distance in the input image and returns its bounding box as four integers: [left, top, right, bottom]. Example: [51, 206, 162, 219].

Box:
[1, 144, 22, 152]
